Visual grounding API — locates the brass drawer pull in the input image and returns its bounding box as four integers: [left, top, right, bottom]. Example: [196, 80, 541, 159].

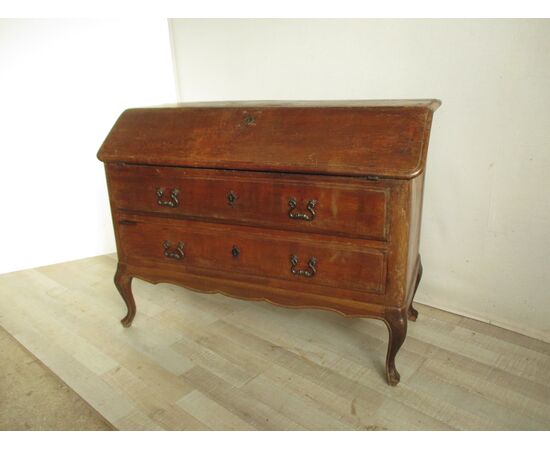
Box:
[290, 255, 317, 278]
[288, 198, 317, 221]
[156, 188, 180, 208]
[163, 241, 185, 260]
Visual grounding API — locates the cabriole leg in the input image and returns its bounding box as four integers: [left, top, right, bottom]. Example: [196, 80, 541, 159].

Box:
[384, 309, 408, 386]
[114, 263, 136, 328]
[408, 256, 423, 322]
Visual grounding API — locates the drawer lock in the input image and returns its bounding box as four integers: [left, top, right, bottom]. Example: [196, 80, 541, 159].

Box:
[227, 191, 238, 206]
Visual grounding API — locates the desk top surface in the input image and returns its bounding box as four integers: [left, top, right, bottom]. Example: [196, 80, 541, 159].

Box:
[98, 99, 441, 179]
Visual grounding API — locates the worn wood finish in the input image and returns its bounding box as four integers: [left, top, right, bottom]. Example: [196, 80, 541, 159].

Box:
[97, 100, 440, 179]
[107, 165, 389, 241]
[408, 258, 423, 322]
[98, 100, 440, 385]
[116, 213, 387, 295]
[2, 256, 550, 430]
[114, 263, 136, 328]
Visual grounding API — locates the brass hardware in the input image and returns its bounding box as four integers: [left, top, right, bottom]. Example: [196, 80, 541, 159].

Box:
[290, 255, 317, 278]
[227, 191, 237, 206]
[244, 115, 256, 126]
[156, 188, 180, 208]
[163, 240, 185, 260]
[288, 198, 317, 221]
[231, 245, 240, 258]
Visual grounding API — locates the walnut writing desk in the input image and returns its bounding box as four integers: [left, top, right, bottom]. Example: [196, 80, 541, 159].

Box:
[97, 100, 441, 385]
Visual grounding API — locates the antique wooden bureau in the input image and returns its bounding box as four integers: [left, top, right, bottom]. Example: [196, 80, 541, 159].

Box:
[97, 99, 441, 385]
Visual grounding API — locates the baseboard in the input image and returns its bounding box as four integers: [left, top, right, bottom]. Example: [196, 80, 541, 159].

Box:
[416, 300, 550, 345]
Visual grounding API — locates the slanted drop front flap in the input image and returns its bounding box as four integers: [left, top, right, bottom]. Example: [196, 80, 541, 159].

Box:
[97, 100, 440, 179]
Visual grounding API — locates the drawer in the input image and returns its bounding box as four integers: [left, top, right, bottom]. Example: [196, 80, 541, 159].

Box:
[107, 164, 389, 241]
[116, 214, 387, 295]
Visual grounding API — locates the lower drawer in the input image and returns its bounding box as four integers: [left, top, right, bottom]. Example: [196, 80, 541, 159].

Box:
[116, 214, 387, 295]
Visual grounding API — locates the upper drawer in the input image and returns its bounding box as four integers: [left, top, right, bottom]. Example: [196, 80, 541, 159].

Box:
[106, 164, 390, 241]
[97, 101, 440, 179]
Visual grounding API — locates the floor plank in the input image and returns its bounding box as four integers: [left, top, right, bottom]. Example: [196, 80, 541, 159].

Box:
[1, 254, 550, 430]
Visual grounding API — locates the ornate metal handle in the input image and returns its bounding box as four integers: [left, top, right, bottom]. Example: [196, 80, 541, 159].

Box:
[163, 240, 185, 260]
[156, 188, 180, 208]
[288, 198, 317, 221]
[290, 255, 317, 278]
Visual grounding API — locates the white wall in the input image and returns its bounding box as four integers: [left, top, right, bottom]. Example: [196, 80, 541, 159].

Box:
[169, 19, 550, 342]
[0, 19, 177, 274]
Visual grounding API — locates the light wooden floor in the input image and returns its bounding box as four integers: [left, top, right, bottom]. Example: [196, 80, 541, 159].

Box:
[1, 254, 549, 430]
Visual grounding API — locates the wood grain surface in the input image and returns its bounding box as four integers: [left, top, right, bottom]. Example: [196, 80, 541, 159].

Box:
[116, 213, 388, 295]
[106, 164, 390, 241]
[97, 102, 439, 179]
